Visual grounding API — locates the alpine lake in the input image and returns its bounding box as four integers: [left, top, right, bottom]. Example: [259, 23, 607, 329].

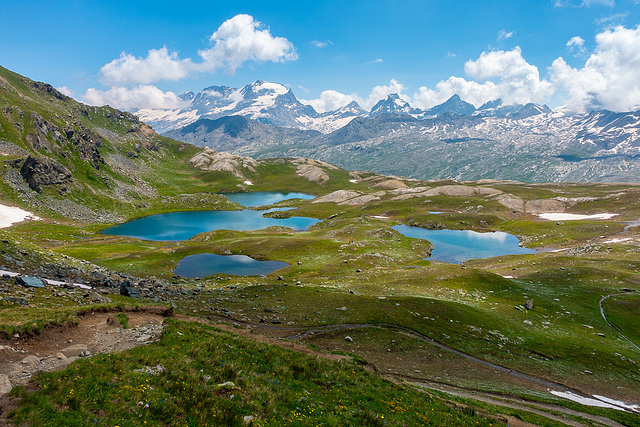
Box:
[102, 192, 533, 277]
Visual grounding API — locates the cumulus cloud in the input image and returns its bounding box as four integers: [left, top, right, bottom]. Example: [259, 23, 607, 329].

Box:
[413, 47, 554, 109]
[56, 86, 74, 97]
[551, 24, 640, 112]
[197, 14, 297, 74]
[83, 85, 184, 110]
[301, 79, 409, 113]
[100, 47, 192, 86]
[497, 29, 515, 41]
[301, 90, 360, 113]
[97, 14, 296, 86]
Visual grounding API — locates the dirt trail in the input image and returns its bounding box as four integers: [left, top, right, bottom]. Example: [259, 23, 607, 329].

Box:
[0, 308, 167, 391]
[0, 308, 632, 427]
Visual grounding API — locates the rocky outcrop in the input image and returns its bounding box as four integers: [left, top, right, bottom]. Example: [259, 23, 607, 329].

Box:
[312, 189, 386, 205]
[189, 147, 257, 179]
[19, 155, 73, 192]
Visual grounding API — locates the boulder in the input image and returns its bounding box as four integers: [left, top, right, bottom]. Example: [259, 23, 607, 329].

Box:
[19, 155, 73, 192]
[16, 275, 45, 288]
[0, 374, 12, 395]
[524, 299, 534, 310]
[61, 344, 88, 358]
[120, 280, 140, 298]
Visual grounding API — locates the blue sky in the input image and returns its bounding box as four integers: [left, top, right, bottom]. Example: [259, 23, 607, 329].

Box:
[3, 0, 640, 112]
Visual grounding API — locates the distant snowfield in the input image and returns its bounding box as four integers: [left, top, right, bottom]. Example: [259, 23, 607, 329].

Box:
[0, 204, 40, 228]
[537, 213, 618, 221]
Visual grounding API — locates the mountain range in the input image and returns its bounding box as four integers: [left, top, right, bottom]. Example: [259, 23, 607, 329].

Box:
[148, 80, 640, 183]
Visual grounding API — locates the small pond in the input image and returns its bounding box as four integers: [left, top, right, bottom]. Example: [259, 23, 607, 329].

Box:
[173, 253, 289, 278]
[392, 224, 535, 264]
[222, 191, 315, 207]
[102, 209, 321, 241]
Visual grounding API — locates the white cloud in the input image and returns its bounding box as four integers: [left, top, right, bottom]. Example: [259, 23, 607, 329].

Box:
[567, 36, 588, 56]
[82, 85, 184, 110]
[301, 79, 409, 113]
[99, 47, 193, 86]
[364, 79, 409, 109]
[554, 0, 615, 6]
[197, 14, 297, 74]
[497, 29, 515, 41]
[595, 12, 628, 27]
[97, 14, 296, 86]
[414, 47, 554, 109]
[365, 58, 384, 64]
[310, 40, 332, 48]
[301, 90, 360, 113]
[551, 24, 640, 112]
[56, 86, 74, 97]
[567, 36, 585, 48]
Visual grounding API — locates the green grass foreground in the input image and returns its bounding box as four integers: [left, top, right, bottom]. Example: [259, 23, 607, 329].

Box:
[7, 319, 499, 426]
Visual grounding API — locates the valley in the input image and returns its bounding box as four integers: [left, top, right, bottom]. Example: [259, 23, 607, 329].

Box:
[0, 65, 640, 426]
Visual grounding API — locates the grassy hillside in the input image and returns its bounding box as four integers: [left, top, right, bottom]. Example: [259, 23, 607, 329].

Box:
[1, 66, 640, 426]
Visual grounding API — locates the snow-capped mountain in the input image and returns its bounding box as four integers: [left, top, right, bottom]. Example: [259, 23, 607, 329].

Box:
[134, 79, 640, 181]
[367, 94, 422, 117]
[136, 80, 363, 134]
[135, 80, 555, 135]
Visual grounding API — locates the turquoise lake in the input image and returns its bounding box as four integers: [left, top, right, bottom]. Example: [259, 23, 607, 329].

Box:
[392, 224, 535, 264]
[222, 191, 315, 207]
[173, 253, 289, 278]
[101, 192, 319, 241]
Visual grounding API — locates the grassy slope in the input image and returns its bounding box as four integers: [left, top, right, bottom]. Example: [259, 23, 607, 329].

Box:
[2, 65, 640, 425]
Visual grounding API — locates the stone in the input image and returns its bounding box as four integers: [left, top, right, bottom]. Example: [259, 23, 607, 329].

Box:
[19, 155, 73, 192]
[243, 415, 256, 424]
[0, 374, 12, 394]
[524, 299, 534, 310]
[61, 344, 88, 358]
[270, 317, 281, 324]
[16, 275, 45, 288]
[89, 291, 111, 303]
[120, 280, 140, 298]
[336, 306, 347, 311]
[5, 296, 29, 306]
[523, 320, 533, 326]
[55, 352, 67, 360]
[345, 336, 353, 342]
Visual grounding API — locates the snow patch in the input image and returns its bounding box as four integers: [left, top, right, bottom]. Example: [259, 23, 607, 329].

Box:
[537, 213, 618, 221]
[0, 204, 40, 229]
[550, 391, 640, 413]
[603, 237, 632, 243]
[243, 180, 254, 186]
[371, 215, 389, 219]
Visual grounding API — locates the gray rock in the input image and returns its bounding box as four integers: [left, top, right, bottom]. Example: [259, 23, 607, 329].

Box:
[61, 344, 88, 358]
[0, 374, 12, 394]
[524, 299, 534, 310]
[5, 296, 29, 306]
[120, 280, 140, 298]
[19, 155, 73, 192]
[16, 275, 45, 288]
[89, 291, 111, 303]
[270, 317, 281, 324]
[345, 336, 353, 342]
